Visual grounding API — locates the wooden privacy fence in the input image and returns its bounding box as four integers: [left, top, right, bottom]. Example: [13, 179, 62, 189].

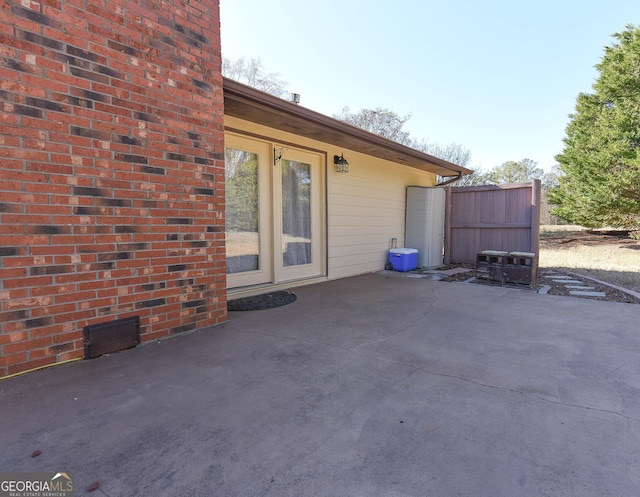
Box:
[444, 181, 541, 264]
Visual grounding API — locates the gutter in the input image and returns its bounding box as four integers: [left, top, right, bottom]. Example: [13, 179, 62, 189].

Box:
[436, 173, 463, 187]
[223, 78, 473, 178]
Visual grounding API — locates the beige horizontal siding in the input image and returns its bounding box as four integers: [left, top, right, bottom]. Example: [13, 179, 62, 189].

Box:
[225, 116, 436, 282]
[327, 150, 435, 279]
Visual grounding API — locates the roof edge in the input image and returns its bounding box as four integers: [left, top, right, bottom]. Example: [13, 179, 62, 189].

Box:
[223, 78, 473, 177]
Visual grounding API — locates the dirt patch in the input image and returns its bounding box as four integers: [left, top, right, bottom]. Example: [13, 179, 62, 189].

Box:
[440, 263, 640, 305]
[539, 229, 640, 296]
[540, 229, 640, 250]
[537, 269, 640, 304]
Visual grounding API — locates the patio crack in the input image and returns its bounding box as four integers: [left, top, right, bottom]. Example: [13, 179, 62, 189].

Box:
[348, 284, 439, 350]
[226, 284, 440, 354]
[350, 350, 640, 424]
[224, 287, 639, 425]
[227, 324, 352, 353]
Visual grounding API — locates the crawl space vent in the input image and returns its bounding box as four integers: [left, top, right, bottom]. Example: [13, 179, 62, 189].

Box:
[83, 316, 141, 359]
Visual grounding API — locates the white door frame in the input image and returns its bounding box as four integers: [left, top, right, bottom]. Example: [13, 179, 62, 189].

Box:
[225, 134, 273, 289]
[225, 133, 326, 290]
[274, 145, 325, 283]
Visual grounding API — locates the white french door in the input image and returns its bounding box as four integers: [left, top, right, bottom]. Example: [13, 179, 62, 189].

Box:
[224, 135, 272, 288]
[225, 134, 324, 289]
[274, 147, 324, 283]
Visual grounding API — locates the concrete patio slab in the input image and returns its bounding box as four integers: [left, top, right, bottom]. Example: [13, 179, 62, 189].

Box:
[1, 274, 639, 496]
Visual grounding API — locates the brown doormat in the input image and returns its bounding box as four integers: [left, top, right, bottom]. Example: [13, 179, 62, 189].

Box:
[227, 291, 297, 311]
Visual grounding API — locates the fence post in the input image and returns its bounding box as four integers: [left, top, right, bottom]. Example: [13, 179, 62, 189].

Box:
[444, 186, 452, 265]
[531, 180, 541, 257]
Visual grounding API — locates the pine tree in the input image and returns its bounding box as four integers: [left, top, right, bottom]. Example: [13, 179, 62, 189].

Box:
[550, 25, 640, 229]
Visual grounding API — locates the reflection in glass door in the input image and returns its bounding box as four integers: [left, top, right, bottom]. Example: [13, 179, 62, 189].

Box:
[225, 135, 324, 289]
[225, 148, 259, 274]
[275, 148, 323, 282]
[224, 136, 272, 289]
[281, 159, 312, 267]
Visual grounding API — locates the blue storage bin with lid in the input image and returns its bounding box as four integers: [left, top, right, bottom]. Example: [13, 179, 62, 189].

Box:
[388, 248, 418, 272]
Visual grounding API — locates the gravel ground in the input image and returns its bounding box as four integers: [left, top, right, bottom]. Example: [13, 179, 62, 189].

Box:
[441, 265, 640, 305]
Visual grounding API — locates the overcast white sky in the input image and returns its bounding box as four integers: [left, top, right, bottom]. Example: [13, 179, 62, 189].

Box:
[220, 1, 640, 172]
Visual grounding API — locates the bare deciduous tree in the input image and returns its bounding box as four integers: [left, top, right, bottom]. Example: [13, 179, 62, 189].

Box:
[335, 107, 413, 145]
[334, 107, 473, 169]
[413, 140, 472, 169]
[222, 57, 288, 97]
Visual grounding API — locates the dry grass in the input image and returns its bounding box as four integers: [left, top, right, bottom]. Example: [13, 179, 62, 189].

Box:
[226, 231, 259, 257]
[539, 226, 640, 293]
[226, 231, 312, 257]
[228, 227, 640, 292]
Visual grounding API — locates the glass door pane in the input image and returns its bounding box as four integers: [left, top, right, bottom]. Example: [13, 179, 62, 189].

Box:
[225, 147, 260, 274]
[281, 159, 312, 267]
[225, 136, 323, 288]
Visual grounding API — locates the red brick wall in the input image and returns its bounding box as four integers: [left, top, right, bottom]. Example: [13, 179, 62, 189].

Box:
[0, 0, 226, 376]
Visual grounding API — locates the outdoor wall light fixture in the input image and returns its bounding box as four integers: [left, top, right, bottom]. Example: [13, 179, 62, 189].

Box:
[333, 153, 349, 173]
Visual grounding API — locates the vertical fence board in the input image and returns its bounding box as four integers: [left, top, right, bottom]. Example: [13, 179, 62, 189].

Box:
[446, 181, 541, 264]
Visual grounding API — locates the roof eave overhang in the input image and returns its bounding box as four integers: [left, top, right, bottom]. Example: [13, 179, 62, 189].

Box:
[223, 78, 473, 178]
